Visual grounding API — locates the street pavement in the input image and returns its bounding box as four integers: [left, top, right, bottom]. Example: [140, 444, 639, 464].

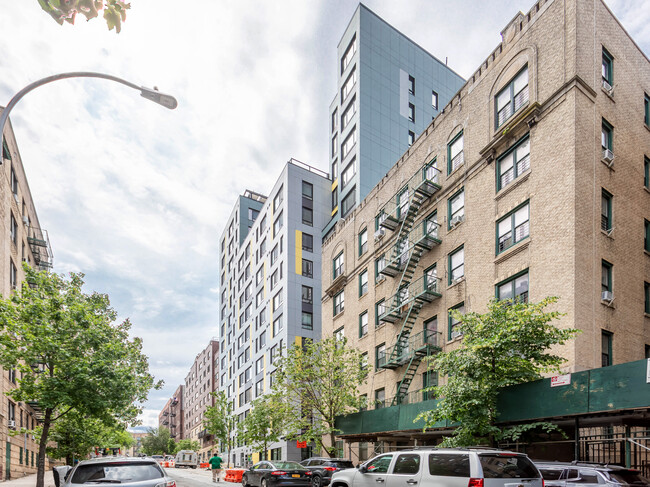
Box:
[1, 470, 55, 487]
[167, 467, 241, 487]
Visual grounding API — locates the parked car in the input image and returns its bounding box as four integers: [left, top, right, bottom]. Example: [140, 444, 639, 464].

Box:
[58, 456, 175, 487]
[299, 458, 355, 487]
[242, 460, 313, 487]
[331, 448, 542, 487]
[151, 455, 164, 465]
[534, 461, 650, 487]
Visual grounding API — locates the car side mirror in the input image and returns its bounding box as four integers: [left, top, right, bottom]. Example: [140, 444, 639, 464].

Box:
[357, 465, 367, 473]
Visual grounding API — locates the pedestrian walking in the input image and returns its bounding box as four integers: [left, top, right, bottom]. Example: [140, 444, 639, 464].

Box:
[209, 453, 223, 483]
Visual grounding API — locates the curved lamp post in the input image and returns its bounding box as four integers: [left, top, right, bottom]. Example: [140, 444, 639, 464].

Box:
[0, 71, 178, 160]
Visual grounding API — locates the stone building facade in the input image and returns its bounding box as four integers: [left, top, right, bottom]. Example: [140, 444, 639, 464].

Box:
[321, 0, 650, 459]
[1, 113, 54, 479]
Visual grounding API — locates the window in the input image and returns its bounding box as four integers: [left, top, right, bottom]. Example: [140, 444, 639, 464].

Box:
[331, 108, 337, 133]
[644, 282, 649, 314]
[248, 208, 259, 222]
[408, 75, 415, 95]
[360, 353, 368, 372]
[422, 370, 438, 401]
[272, 314, 283, 337]
[10, 260, 17, 289]
[448, 132, 464, 174]
[302, 259, 313, 278]
[496, 66, 529, 127]
[602, 47, 613, 89]
[424, 317, 438, 346]
[341, 97, 356, 130]
[341, 35, 356, 73]
[332, 188, 338, 212]
[394, 454, 421, 475]
[11, 166, 18, 197]
[341, 67, 357, 102]
[333, 252, 344, 279]
[333, 290, 345, 315]
[358, 228, 367, 255]
[302, 206, 313, 226]
[497, 202, 530, 253]
[425, 211, 439, 239]
[424, 264, 438, 291]
[260, 215, 267, 232]
[273, 186, 283, 211]
[256, 268, 263, 286]
[601, 330, 613, 367]
[341, 187, 356, 216]
[272, 291, 283, 312]
[302, 181, 313, 200]
[645, 219, 649, 252]
[497, 135, 530, 190]
[334, 326, 345, 343]
[496, 271, 529, 303]
[302, 233, 313, 252]
[270, 269, 279, 290]
[432, 90, 438, 110]
[448, 302, 465, 340]
[259, 307, 267, 326]
[359, 269, 368, 296]
[359, 311, 368, 337]
[302, 285, 313, 304]
[255, 356, 264, 375]
[342, 127, 357, 159]
[2, 139, 11, 161]
[10, 214, 17, 245]
[449, 246, 464, 284]
[645, 156, 649, 189]
[331, 134, 338, 158]
[601, 190, 612, 232]
[408, 103, 415, 122]
[302, 312, 313, 330]
[273, 211, 283, 237]
[448, 189, 465, 228]
[271, 244, 279, 265]
[602, 118, 613, 155]
[331, 160, 338, 180]
[375, 344, 386, 369]
[645, 93, 650, 126]
[255, 379, 264, 397]
[375, 299, 385, 327]
[408, 130, 415, 146]
[601, 260, 613, 294]
[341, 159, 356, 188]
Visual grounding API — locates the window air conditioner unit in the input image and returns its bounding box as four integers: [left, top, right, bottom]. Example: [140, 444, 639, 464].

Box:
[451, 331, 462, 339]
[374, 228, 385, 241]
[13, 193, 19, 204]
[450, 216, 464, 227]
[8, 420, 16, 429]
[601, 290, 614, 302]
[602, 149, 614, 166]
[602, 79, 614, 95]
[376, 274, 385, 283]
[22, 215, 29, 226]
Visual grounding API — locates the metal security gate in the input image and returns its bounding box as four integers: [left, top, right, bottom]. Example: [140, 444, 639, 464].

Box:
[580, 428, 650, 476]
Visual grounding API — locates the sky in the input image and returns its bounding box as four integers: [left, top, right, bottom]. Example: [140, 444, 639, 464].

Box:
[0, 0, 648, 430]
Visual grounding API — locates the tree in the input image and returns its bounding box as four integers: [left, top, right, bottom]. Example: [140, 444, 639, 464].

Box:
[271, 337, 367, 457]
[37, 0, 130, 33]
[141, 427, 172, 456]
[239, 395, 287, 460]
[174, 439, 200, 452]
[0, 267, 159, 487]
[203, 391, 237, 467]
[417, 297, 579, 447]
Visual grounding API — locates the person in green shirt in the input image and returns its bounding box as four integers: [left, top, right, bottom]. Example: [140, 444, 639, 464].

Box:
[209, 453, 223, 483]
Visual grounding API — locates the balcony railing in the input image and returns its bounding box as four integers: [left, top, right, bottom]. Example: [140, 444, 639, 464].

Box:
[378, 164, 442, 231]
[379, 274, 442, 323]
[381, 221, 441, 278]
[381, 330, 441, 369]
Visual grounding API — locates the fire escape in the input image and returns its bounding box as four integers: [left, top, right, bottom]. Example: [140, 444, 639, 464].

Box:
[376, 162, 443, 406]
[26, 225, 53, 271]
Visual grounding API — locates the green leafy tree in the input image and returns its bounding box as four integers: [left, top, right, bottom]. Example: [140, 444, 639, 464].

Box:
[271, 337, 367, 457]
[174, 439, 200, 452]
[0, 267, 159, 487]
[141, 427, 172, 456]
[203, 391, 237, 467]
[417, 297, 579, 447]
[37, 0, 130, 32]
[239, 395, 287, 460]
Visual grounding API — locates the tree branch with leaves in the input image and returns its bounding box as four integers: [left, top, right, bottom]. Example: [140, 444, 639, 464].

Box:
[37, 0, 131, 32]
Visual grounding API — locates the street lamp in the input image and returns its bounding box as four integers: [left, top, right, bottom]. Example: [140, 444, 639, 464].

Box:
[0, 71, 178, 162]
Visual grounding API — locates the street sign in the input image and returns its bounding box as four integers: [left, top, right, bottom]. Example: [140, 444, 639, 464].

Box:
[551, 373, 571, 387]
[297, 441, 307, 448]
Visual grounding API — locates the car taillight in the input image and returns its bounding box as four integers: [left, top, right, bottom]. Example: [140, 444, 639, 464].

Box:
[324, 467, 337, 472]
[155, 481, 176, 487]
[542, 480, 545, 487]
[272, 471, 287, 476]
[468, 478, 484, 487]
[305, 472, 312, 476]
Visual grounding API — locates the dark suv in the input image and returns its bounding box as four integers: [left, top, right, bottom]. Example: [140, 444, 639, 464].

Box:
[535, 462, 650, 487]
[300, 458, 355, 487]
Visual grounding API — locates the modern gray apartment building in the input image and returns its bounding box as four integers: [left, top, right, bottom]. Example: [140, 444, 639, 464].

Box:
[324, 3, 465, 237]
[218, 160, 330, 465]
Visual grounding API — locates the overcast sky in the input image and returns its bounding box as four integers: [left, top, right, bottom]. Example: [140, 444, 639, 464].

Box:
[0, 0, 648, 429]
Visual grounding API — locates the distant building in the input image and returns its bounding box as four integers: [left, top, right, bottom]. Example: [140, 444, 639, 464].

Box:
[158, 385, 184, 442]
[183, 340, 219, 462]
[218, 160, 330, 464]
[0, 111, 54, 480]
[324, 3, 465, 237]
[126, 432, 148, 457]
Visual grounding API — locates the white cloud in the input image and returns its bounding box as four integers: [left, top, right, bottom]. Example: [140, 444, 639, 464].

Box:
[0, 0, 646, 425]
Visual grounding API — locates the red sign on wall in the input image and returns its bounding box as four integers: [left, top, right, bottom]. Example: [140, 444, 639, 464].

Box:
[297, 441, 307, 448]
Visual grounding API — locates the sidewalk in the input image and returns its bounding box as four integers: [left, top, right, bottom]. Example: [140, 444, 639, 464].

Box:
[1, 471, 55, 487]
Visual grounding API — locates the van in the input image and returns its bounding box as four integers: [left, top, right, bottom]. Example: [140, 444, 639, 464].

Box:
[175, 450, 198, 469]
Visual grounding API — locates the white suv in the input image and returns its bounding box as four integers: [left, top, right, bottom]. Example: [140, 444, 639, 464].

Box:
[331, 448, 543, 487]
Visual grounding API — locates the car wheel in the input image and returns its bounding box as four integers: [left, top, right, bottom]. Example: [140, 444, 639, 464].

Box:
[312, 475, 322, 487]
[242, 475, 250, 487]
[262, 479, 268, 487]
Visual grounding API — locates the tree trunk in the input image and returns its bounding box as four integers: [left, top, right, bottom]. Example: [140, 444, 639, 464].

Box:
[66, 454, 73, 467]
[327, 432, 337, 458]
[37, 408, 53, 487]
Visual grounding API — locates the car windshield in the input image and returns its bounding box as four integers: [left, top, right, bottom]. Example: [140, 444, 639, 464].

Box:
[273, 462, 306, 471]
[606, 471, 650, 485]
[479, 455, 539, 479]
[71, 462, 164, 484]
[329, 461, 354, 469]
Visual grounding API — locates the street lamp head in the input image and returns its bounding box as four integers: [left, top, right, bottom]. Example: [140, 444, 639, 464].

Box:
[140, 86, 178, 110]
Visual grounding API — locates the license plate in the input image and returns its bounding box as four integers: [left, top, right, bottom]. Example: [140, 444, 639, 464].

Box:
[292, 474, 300, 478]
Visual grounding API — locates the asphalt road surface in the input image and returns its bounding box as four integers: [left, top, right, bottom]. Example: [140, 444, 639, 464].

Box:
[166, 467, 241, 487]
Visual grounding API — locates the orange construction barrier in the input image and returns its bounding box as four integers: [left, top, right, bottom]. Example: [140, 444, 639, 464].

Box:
[163, 462, 169, 468]
[200, 462, 209, 469]
[225, 469, 246, 482]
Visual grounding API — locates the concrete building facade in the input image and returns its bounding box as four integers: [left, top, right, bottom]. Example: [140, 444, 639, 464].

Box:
[321, 0, 650, 461]
[218, 160, 330, 465]
[1, 114, 54, 479]
[324, 4, 465, 237]
[158, 385, 184, 442]
[182, 340, 219, 462]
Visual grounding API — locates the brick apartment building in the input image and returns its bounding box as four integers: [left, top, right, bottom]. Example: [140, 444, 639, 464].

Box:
[158, 385, 183, 442]
[1, 112, 54, 479]
[321, 0, 649, 463]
